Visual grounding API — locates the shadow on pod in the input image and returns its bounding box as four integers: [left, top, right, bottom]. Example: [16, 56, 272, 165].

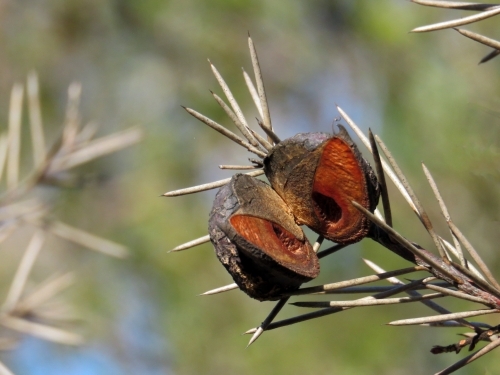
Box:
[264, 125, 380, 244]
[209, 174, 320, 301]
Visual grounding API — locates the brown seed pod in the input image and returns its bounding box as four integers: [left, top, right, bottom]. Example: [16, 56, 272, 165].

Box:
[263, 125, 380, 244]
[208, 174, 320, 301]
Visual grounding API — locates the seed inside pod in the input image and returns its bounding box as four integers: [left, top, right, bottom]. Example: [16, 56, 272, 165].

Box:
[264, 125, 380, 244]
[209, 174, 319, 301]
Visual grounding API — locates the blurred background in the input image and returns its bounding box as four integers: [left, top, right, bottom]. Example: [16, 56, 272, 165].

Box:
[1, 1, 500, 374]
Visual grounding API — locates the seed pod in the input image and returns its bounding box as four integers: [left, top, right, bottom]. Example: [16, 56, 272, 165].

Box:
[264, 125, 380, 244]
[209, 174, 319, 301]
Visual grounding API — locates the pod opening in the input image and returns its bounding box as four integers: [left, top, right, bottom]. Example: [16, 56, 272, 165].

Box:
[311, 191, 342, 227]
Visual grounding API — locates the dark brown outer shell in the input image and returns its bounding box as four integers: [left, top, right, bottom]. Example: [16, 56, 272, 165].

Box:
[263, 126, 380, 244]
[208, 174, 320, 301]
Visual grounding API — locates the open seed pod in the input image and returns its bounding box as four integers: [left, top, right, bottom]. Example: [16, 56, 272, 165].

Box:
[263, 125, 380, 244]
[209, 174, 320, 301]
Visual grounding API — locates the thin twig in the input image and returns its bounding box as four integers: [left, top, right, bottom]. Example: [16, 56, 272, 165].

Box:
[424, 283, 492, 306]
[353, 201, 460, 283]
[450, 261, 500, 301]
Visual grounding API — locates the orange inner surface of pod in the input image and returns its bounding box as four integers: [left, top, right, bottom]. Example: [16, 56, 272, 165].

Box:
[312, 137, 367, 236]
[229, 215, 316, 272]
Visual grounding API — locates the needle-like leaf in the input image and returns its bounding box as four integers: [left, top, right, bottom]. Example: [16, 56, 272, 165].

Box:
[219, 165, 259, 170]
[242, 68, 264, 118]
[247, 127, 273, 151]
[3, 230, 45, 311]
[411, 0, 500, 11]
[209, 61, 253, 135]
[200, 283, 238, 296]
[369, 129, 392, 226]
[170, 235, 211, 252]
[411, 6, 500, 33]
[47, 221, 128, 258]
[27, 72, 46, 166]
[422, 164, 464, 265]
[209, 90, 261, 149]
[364, 259, 477, 329]
[293, 292, 445, 308]
[0, 315, 83, 345]
[247, 298, 288, 347]
[447, 221, 500, 291]
[7, 84, 23, 191]
[248, 35, 274, 143]
[374, 136, 447, 260]
[455, 28, 500, 50]
[337, 106, 417, 213]
[0, 360, 14, 375]
[388, 309, 499, 326]
[162, 170, 264, 197]
[285, 266, 426, 296]
[183, 106, 266, 158]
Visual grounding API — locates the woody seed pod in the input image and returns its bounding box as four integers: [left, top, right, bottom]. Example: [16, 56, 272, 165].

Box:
[264, 125, 380, 244]
[209, 174, 320, 301]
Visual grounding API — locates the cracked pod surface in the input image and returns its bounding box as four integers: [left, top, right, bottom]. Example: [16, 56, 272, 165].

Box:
[209, 174, 319, 301]
[264, 126, 380, 244]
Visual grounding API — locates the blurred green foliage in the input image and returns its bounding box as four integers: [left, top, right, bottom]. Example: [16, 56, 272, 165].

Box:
[2, 1, 500, 374]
